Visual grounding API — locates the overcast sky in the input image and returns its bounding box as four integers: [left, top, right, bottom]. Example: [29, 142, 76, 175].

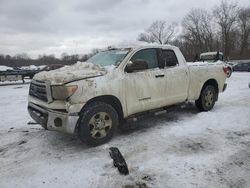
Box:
[0, 0, 249, 58]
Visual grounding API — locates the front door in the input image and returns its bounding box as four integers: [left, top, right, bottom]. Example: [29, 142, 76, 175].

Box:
[124, 48, 167, 116]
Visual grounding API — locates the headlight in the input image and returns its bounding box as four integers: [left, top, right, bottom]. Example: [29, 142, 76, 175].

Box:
[51, 85, 78, 100]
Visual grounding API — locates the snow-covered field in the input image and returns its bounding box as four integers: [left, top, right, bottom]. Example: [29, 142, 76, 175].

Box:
[0, 73, 250, 188]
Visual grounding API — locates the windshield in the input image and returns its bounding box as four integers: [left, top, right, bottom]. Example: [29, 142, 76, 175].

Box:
[87, 49, 129, 66]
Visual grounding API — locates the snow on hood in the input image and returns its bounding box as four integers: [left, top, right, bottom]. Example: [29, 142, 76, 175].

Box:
[33, 61, 108, 85]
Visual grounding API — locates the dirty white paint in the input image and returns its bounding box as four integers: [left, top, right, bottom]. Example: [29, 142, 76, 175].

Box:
[29, 45, 227, 131]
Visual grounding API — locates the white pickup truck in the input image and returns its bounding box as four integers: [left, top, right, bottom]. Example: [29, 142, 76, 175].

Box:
[28, 45, 228, 146]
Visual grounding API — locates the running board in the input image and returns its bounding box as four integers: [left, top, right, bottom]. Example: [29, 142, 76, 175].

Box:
[126, 102, 188, 122]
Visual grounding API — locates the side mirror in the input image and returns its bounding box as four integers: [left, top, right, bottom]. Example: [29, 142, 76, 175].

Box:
[125, 60, 148, 73]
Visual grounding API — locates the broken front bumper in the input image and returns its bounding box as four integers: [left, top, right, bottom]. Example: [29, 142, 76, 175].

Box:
[28, 102, 79, 134]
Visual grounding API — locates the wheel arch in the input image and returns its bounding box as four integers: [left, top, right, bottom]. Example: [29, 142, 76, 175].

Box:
[75, 95, 124, 135]
[78, 95, 124, 122]
[201, 79, 219, 101]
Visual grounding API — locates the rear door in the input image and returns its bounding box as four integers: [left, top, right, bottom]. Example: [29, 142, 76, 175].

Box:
[160, 49, 189, 105]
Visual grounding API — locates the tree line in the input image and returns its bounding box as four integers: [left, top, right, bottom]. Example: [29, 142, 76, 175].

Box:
[0, 0, 249, 67]
[138, 1, 250, 61]
[0, 50, 99, 68]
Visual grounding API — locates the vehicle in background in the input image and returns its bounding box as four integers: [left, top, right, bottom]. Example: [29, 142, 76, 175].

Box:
[200, 51, 232, 77]
[42, 64, 64, 71]
[0, 73, 22, 82]
[28, 45, 228, 146]
[200, 51, 224, 62]
[0, 64, 65, 83]
[0, 69, 40, 82]
[233, 62, 250, 72]
[0, 65, 13, 72]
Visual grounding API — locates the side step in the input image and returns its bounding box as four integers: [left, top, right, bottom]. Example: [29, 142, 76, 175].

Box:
[126, 102, 188, 122]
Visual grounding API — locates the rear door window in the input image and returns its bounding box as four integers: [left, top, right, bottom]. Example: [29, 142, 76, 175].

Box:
[161, 50, 178, 67]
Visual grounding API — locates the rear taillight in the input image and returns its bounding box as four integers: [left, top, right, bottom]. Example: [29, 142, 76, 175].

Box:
[223, 67, 230, 75]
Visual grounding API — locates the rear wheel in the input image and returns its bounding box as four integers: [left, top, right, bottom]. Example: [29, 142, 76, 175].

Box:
[195, 85, 217, 112]
[78, 102, 118, 146]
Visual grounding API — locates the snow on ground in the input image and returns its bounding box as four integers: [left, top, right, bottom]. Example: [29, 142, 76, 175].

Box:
[0, 72, 250, 188]
[0, 65, 13, 71]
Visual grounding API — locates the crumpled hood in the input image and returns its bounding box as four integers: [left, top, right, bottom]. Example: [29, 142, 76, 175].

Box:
[33, 61, 107, 85]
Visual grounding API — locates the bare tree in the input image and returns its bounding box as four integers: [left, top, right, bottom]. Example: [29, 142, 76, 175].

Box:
[237, 7, 250, 55]
[13, 53, 30, 60]
[138, 20, 176, 44]
[61, 52, 69, 60]
[213, 1, 239, 58]
[182, 8, 215, 55]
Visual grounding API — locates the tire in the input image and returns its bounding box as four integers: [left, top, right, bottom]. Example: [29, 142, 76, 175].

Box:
[195, 85, 217, 112]
[78, 102, 118, 146]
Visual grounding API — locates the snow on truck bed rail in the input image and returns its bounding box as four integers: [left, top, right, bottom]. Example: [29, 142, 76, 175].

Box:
[187, 60, 224, 66]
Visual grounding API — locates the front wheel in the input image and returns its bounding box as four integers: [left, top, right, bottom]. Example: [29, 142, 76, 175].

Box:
[195, 85, 217, 112]
[78, 102, 118, 146]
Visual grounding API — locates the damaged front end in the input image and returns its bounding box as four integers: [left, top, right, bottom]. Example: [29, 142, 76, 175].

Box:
[28, 102, 79, 134]
[28, 79, 80, 134]
[27, 61, 109, 134]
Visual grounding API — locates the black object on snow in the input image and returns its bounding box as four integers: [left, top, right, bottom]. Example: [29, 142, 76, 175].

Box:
[109, 147, 129, 175]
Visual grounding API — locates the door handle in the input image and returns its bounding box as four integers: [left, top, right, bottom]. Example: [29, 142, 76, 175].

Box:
[155, 74, 165, 78]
